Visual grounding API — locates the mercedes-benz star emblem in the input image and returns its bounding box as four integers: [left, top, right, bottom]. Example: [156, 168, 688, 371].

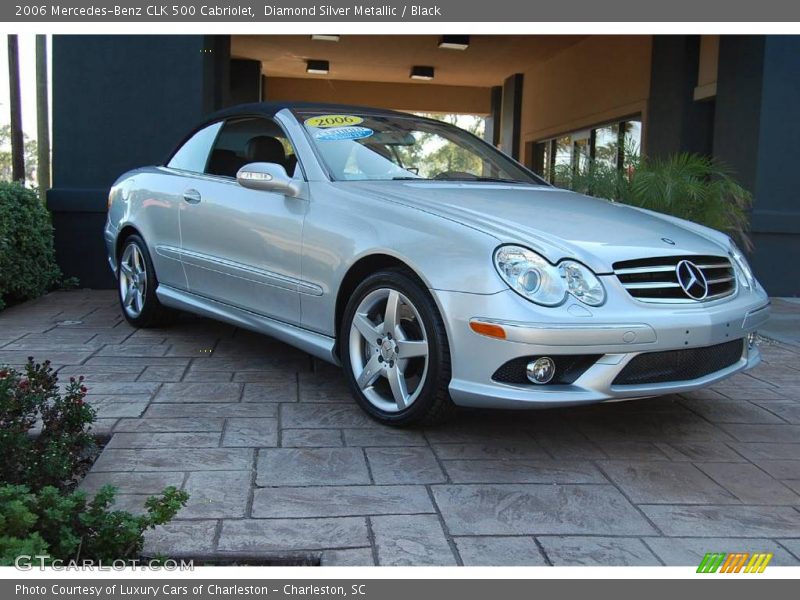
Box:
[675, 260, 709, 300]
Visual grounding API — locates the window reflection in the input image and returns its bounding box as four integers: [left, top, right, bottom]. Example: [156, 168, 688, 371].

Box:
[530, 118, 641, 184]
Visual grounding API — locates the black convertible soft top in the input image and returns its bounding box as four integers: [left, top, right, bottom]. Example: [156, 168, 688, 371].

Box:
[164, 101, 424, 165]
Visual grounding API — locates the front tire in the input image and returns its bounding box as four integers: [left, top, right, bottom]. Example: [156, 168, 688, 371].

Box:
[340, 269, 456, 426]
[117, 234, 173, 328]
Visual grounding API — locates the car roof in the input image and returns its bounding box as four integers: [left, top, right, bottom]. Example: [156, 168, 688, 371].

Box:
[164, 102, 439, 166]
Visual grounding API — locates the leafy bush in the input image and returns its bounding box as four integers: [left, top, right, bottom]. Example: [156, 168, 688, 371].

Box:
[0, 358, 190, 564]
[0, 484, 189, 565]
[0, 359, 95, 490]
[0, 181, 61, 310]
[555, 152, 753, 250]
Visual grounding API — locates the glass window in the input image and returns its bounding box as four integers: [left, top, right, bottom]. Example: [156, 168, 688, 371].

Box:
[622, 120, 642, 158]
[572, 131, 591, 173]
[593, 123, 620, 170]
[296, 111, 541, 184]
[206, 117, 300, 179]
[532, 141, 551, 181]
[552, 136, 572, 186]
[167, 122, 223, 173]
[534, 116, 643, 187]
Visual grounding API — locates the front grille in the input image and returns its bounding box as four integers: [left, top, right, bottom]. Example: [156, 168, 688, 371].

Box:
[614, 255, 736, 303]
[492, 355, 601, 385]
[612, 339, 744, 386]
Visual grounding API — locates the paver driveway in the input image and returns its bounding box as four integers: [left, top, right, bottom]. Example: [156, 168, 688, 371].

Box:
[2, 290, 800, 566]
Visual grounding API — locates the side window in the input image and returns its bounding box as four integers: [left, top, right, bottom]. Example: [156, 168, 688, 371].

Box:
[167, 122, 223, 173]
[205, 117, 300, 179]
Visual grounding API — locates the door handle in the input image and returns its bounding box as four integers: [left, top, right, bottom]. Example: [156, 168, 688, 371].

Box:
[183, 189, 202, 204]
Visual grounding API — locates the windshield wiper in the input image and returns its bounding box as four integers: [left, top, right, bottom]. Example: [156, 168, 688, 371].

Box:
[436, 176, 525, 184]
[392, 176, 527, 184]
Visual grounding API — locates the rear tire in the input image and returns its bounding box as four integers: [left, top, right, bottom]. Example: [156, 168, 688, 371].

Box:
[117, 234, 174, 328]
[340, 268, 456, 427]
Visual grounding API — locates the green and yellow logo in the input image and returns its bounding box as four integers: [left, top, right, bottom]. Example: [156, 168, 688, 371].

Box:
[697, 552, 773, 573]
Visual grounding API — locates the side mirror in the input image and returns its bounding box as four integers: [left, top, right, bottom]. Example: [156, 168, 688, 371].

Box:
[236, 162, 301, 197]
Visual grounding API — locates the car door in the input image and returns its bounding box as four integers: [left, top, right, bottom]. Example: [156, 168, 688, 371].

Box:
[177, 116, 307, 326]
[152, 121, 225, 291]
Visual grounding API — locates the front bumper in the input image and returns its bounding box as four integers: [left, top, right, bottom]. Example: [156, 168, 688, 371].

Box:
[433, 277, 770, 409]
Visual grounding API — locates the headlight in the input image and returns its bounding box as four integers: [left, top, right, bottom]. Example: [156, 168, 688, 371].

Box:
[559, 260, 606, 306]
[729, 240, 755, 290]
[494, 246, 566, 306]
[493, 245, 605, 307]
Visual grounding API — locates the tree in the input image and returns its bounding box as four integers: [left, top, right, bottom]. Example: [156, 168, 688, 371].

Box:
[396, 113, 487, 178]
[7, 35, 24, 183]
[0, 125, 37, 183]
[36, 35, 51, 200]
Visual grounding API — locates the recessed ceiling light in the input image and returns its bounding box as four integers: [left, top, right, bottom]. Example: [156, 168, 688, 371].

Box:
[438, 35, 470, 50]
[306, 59, 330, 75]
[311, 35, 340, 42]
[410, 66, 435, 81]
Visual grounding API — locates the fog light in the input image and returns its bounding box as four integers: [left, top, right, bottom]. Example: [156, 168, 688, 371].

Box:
[748, 332, 758, 349]
[526, 357, 556, 384]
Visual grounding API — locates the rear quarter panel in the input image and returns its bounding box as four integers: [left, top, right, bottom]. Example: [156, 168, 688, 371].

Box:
[107, 167, 188, 290]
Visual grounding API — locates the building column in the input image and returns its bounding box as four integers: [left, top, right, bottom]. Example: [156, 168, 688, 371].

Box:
[47, 35, 230, 288]
[500, 74, 523, 160]
[483, 85, 502, 147]
[646, 35, 715, 158]
[713, 35, 800, 296]
[229, 58, 263, 105]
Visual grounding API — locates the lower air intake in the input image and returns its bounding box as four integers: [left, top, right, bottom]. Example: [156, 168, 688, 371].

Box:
[612, 339, 745, 386]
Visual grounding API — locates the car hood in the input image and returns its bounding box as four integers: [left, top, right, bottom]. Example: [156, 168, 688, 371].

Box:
[341, 181, 729, 273]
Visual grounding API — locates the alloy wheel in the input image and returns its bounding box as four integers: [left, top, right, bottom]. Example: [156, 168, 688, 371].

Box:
[348, 288, 430, 412]
[119, 243, 147, 318]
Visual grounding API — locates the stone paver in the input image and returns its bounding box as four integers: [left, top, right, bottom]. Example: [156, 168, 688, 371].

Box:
[454, 536, 547, 566]
[432, 484, 657, 536]
[79, 471, 185, 495]
[251, 485, 434, 518]
[181, 471, 251, 518]
[538, 536, 660, 566]
[222, 418, 278, 447]
[143, 520, 218, 557]
[2, 290, 800, 565]
[256, 448, 371, 486]
[217, 518, 369, 553]
[641, 505, 800, 537]
[597, 460, 739, 504]
[371, 515, 457, 566]
[366, 447, 446, 484]
[282, 429, 343, 447]
[105, 432, 221, 449]
[443, 459, 606, 484]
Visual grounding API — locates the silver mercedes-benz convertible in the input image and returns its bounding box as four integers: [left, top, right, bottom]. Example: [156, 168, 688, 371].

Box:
[104, 102, 770, 425]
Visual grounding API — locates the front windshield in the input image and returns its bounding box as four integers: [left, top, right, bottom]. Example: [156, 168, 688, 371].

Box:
[295, 111, 542, 184]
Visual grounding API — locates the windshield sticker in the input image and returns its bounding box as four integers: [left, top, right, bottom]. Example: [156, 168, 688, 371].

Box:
[305, 114, 364, 128]
[314, 126, 374, 141]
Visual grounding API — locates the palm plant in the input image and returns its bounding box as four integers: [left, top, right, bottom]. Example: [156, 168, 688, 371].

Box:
[555, 150, 752, 250]
[628, 153, 752, 250]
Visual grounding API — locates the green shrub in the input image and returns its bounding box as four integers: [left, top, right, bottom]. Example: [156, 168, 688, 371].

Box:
[555, 152, 752, 250]
[0, 359, 95, 490]
[0, 181, 61, 310]
[0, 483, 189, 565]
[0, 358, 190, 564]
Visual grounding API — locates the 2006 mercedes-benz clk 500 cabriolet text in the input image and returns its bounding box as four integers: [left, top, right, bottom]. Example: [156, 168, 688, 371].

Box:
[105, 103, 770, 425]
